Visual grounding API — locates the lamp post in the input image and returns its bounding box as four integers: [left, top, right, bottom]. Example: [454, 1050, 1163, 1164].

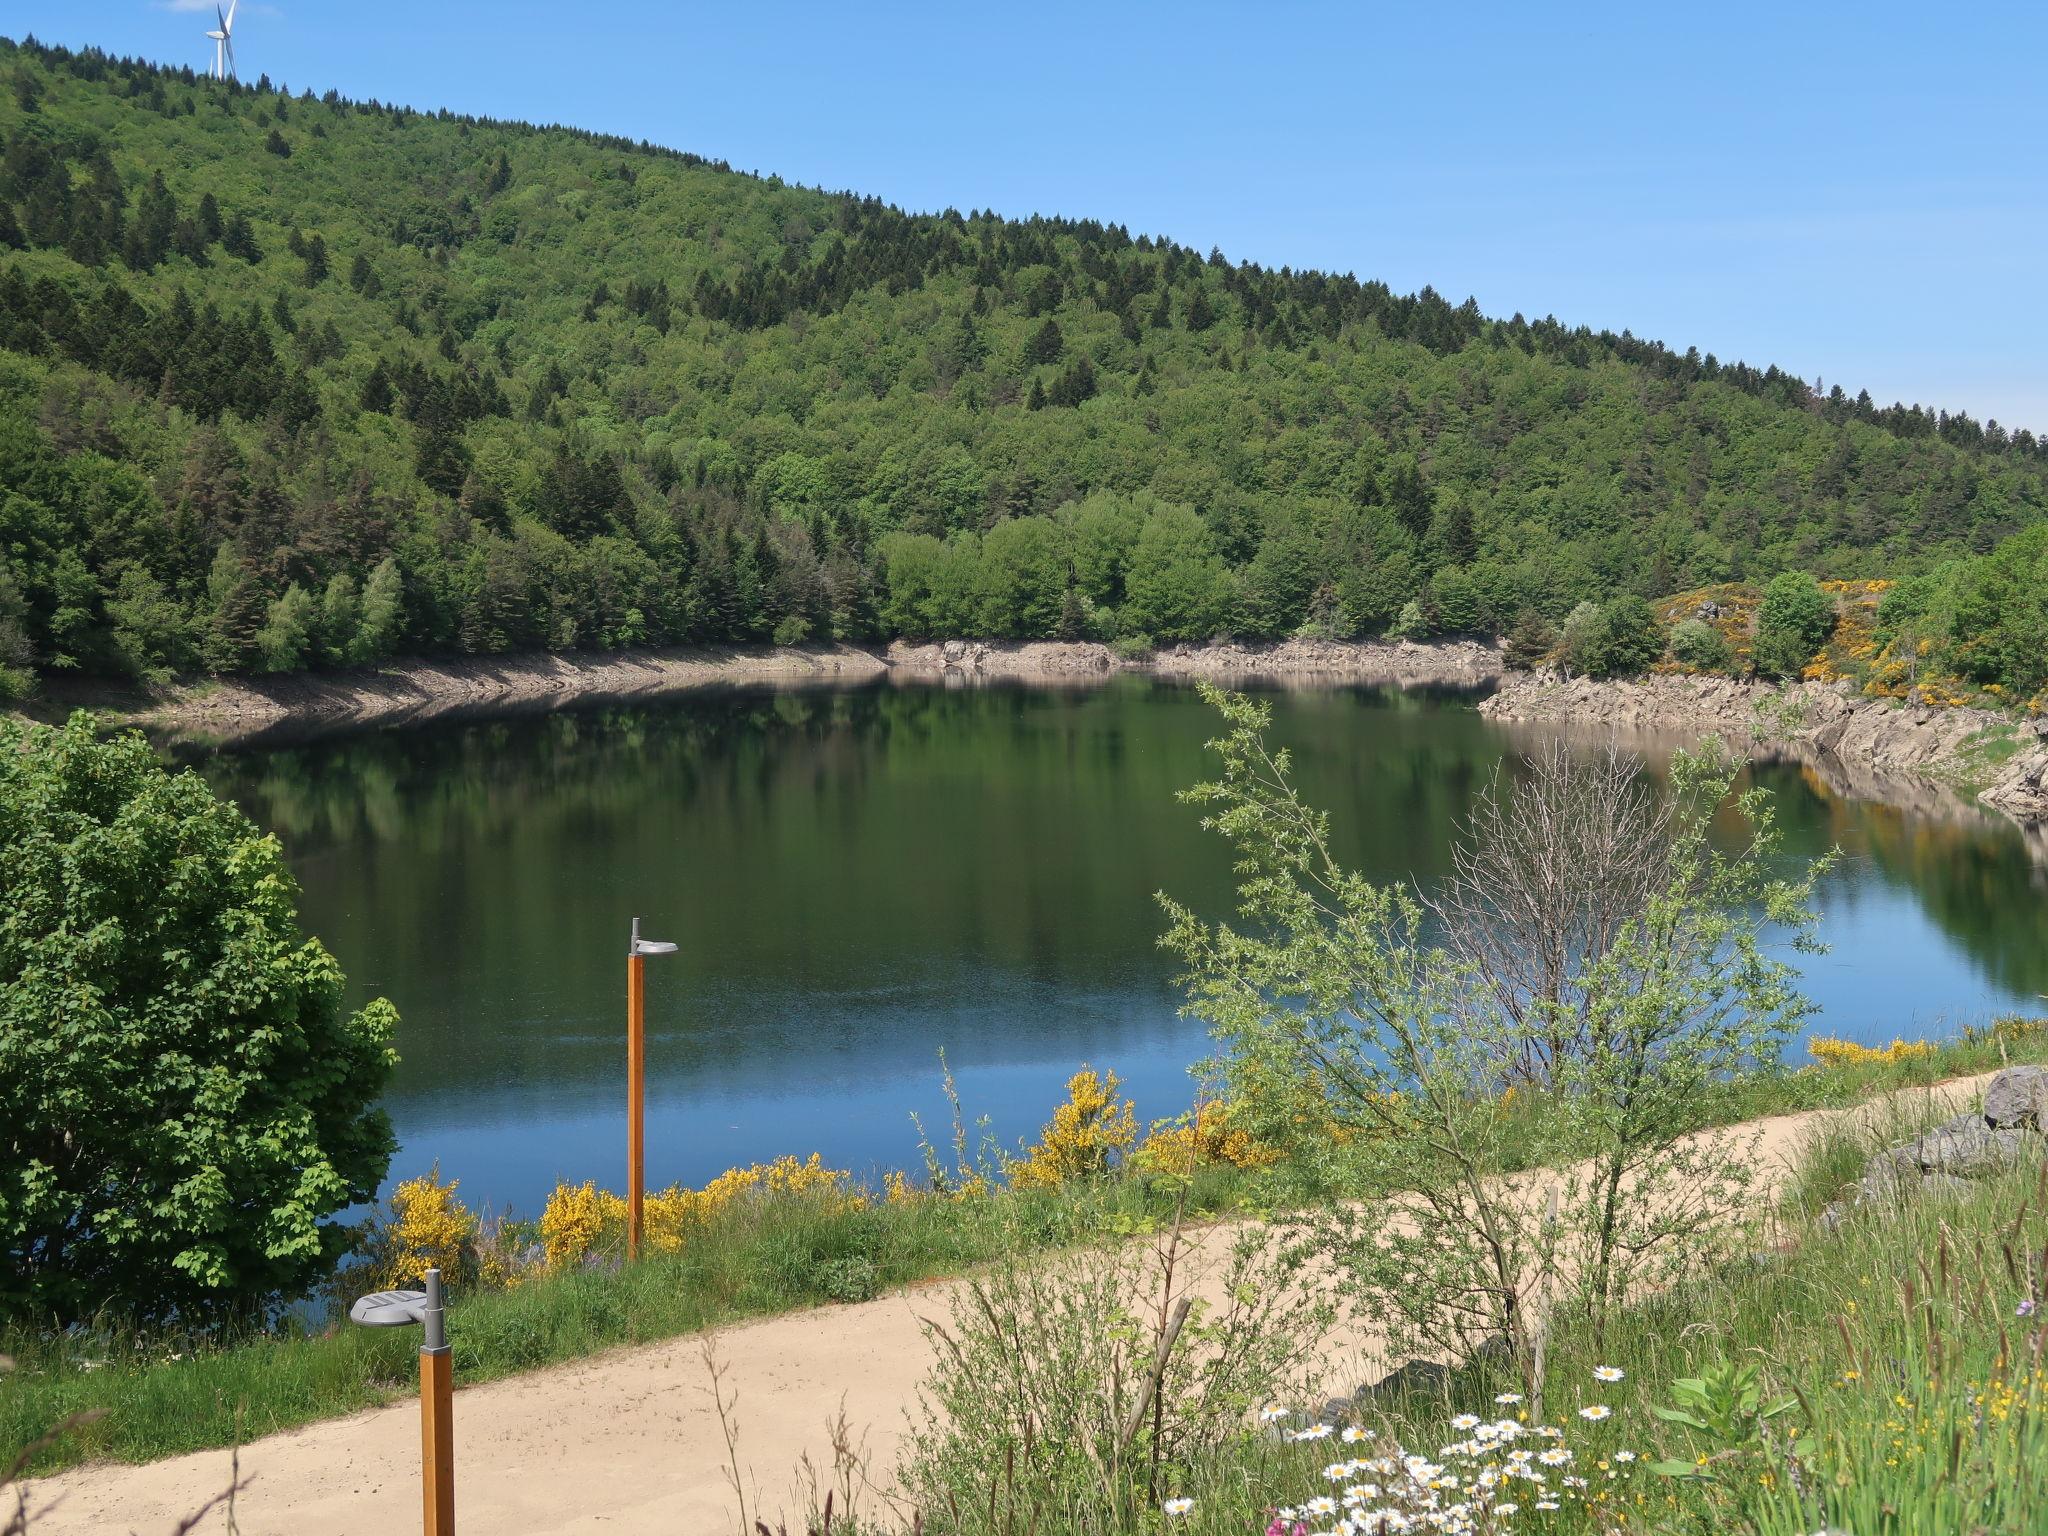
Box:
[350, 1266, 454, 1535]
[627, 917, 678, 1259]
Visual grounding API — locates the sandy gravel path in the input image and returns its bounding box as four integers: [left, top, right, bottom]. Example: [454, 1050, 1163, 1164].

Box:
[17, 1074, 1991, 1536]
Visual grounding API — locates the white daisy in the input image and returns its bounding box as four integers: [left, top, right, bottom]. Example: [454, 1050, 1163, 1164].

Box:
[1537, 1447, 1572, 1466]
[1162, 1496, 1195, 1517]
[1342, 1424, 1373, 1444]
[1493, 1392, 1523, 1405]
[1449, 1413, 1480, 1431]
[1612, 1449, 1637, 1462]
[1592, 1365, 1625, 1382]
[1578, 1404, 1612, 1421]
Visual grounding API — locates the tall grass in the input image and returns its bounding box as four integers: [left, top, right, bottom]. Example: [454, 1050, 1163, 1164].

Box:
[4, 1022, 2042, 1486]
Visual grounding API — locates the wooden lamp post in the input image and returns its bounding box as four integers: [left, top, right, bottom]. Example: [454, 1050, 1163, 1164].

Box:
[351, 1266, 455, 1534]
[626, 917, 678, 1260]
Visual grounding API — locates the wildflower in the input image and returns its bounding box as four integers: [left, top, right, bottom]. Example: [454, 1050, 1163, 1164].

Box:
[1450, 1413, 1480, 1431]
[1538, 1447, 1572, 1467]
[1612, 1450, 1637, 1463]
[1294, 1423, 1336, 1441]
[1535, 1500, 1560, 1511]
[1593, 1365, 1625, 1382]
[1261, 1406, 1292, 1423]
[1579, 1404, 1612, 1421]
[1325, 1462, 1353, 1482]
[1305, 1495, 1338, 1517]
[1162, 1496, 1195, 1517]
[2020, 1299, 2038, 1318]
[1341, 1425, 1373, 1443]
[1493, 1505, 1519, 1517]
[1494, 1392, 1523, 1405]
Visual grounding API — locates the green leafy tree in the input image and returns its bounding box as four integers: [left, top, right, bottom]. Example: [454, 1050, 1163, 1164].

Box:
[1161, 691, 1824, 1389]
[1752, 570, 1833, 678]
[1123, 506, 1229, 642]
[0, 714, 399, 1324]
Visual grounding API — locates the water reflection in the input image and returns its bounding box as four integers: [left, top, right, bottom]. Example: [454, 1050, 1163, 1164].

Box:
[177, 680, 2048, 1215]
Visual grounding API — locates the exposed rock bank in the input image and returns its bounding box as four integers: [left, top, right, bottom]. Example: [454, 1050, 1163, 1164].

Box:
[886, 636, 1504, 689]
[113, 645, 891, 745]
[1481, 671, 2048, 836]
[72, 638, 1502, 747]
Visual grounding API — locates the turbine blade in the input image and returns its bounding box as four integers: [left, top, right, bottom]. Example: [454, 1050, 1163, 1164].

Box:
[224, 0, 238, 32]
[225, 37, 235, 78]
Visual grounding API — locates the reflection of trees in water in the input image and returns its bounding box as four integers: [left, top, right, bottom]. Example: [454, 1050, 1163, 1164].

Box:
[178, 686, 2044, 1117]
[1754, 761, 2048, 1000]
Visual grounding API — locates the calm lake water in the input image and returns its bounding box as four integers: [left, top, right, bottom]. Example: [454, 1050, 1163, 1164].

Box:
[184, 679, 2048, 1218]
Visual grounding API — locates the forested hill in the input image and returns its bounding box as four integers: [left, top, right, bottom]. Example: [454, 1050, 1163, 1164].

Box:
[2, 36, 2045, 688]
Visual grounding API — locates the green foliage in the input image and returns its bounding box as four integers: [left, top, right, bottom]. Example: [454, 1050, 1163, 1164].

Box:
[1877, 523, 2048, 700]
[1753, 569, 1833, 678]
[1160, 690, 1824, 1383]
[0, 714, 398, 1325]
[1668, 614, 1733, 671]
[0, 38, 2042, 681]
[1562, 594, 1665, 676]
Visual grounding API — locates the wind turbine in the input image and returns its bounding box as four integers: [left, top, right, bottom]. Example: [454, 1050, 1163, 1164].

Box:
[206, 0, 239, 82]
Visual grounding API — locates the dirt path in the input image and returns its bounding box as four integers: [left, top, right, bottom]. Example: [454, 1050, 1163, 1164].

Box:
[17, 1075, 1991, 1536]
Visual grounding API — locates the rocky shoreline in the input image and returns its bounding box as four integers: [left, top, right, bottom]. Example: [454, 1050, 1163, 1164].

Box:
[1481, 670, 2048, 837]
[47, 637, 1502, 746]
[884, 635, 1505, 689]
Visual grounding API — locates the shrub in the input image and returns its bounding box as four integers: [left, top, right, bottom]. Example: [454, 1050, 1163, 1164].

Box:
[1501, 608, 1557, 670]
[1008, 1068, 1137, 1187]
[1669, 616, 1733, 671]
[1807, 1035, 1936, 1068]
[367, 1169, 481, 1292]
[0, 713, 397, 1325]
[1753, 570, 1833, 678]
[1564, 595, 1665, 677]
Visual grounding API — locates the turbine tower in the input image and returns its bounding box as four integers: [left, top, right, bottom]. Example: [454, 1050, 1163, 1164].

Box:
[206, 0, 239, 82]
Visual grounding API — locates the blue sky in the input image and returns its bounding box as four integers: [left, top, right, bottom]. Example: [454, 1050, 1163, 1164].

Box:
[16, 2, 2048, 431]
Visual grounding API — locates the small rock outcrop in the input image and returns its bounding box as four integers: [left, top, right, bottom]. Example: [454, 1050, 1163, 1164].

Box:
[1480, 671, 2048, 837]
[1823, 1067, 2048, 1228]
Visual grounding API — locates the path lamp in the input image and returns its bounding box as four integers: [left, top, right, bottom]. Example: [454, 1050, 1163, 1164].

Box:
[627, 917, 679, 1260]
[350, 1266, 454, 1535]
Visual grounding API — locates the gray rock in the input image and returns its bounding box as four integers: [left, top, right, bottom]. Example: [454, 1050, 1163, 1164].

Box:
[1358, 1358, 1452, 1400]
[1984, 1067, 2048, 1131]
[1890, 1121, 2035, 1178]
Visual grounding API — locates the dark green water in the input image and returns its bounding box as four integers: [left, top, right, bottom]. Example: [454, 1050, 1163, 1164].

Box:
[186, 679, 2048, 1217]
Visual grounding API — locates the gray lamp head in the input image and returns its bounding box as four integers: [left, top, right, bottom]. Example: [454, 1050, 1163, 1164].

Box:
[350, 1266, 446, 1350]
[350, 1288, 429, 1327]
[629, 916, 678, 957]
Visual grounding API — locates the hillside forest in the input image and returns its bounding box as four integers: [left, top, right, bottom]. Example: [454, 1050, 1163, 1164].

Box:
[2, 36, 2045, 707]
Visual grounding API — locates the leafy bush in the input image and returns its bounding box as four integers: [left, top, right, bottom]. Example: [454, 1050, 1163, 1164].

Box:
[1668, 615, 1732, 671]
[1562, 595, 1664, 677]
[0, 714, 397, 1325]
[1501, 608, 1557, 670]
[1008, 1068, 1138, 1187]
[1752, 570, 1833, 678]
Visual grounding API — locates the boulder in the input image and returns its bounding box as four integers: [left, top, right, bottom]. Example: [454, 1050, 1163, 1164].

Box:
[1888, 1119, 2035, 1179]
[1984, 1067, 2048, 1131]
[1357, 1357, 1451, 1400]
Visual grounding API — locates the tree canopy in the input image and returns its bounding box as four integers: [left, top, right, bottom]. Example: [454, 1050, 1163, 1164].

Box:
[0, 712, 398, 1323]
[1, 35, 2044, 684]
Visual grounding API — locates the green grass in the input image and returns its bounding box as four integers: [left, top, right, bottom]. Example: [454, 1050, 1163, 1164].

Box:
[0, 1163, 1245, 1476]
[1007, 1086, 2048, 1536]
[5, 1020, 2045, 1482]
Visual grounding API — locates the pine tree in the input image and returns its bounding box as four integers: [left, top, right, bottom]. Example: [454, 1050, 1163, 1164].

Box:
[1026, 318, 1064, 365]
[1026, 377, 1047, 411]
[1185, 286, 1215, 332]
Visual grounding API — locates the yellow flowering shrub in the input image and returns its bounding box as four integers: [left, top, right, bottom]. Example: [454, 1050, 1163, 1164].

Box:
[541, 1155, 865, 1265]
[1134, 1100, 1280, 1176]
[1008, 1068, 1137, 1187]
[371, 1168, 480, 1290]
[539, 1179, 626, 1268]
[1809, 1035, 1937, 1068]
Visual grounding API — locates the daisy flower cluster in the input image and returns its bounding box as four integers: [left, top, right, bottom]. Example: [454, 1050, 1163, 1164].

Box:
[1166, 1368, 1638, 1533]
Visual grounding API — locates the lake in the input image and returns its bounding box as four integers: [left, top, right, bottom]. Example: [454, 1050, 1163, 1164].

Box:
[182, 677, 2048, 1218]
